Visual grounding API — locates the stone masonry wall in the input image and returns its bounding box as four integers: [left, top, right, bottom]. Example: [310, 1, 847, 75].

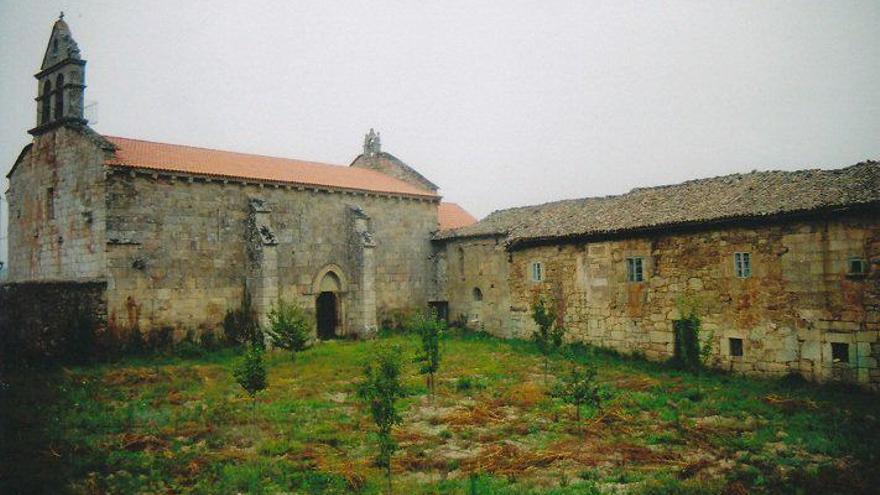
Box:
[443, 236, 513, 334]
[5, 127, 108, 281]
[444, 213, 880, 388]
[104, 170, 438, 338]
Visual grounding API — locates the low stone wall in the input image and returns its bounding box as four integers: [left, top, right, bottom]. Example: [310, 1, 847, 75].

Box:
[0, 279, 107, 363]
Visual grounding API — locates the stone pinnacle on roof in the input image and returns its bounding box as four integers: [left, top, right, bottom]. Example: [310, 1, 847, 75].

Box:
[364, 128, 381, 157]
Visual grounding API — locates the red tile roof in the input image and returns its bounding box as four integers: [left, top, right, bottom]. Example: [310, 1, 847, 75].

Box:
[103, 136, 439, 199]
[438, 202, 477, 230]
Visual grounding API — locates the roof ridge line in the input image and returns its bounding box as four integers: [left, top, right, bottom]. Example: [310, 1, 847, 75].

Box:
[103, 134, 345, 168]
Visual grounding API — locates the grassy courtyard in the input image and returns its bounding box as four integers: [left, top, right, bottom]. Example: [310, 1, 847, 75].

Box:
[2, 329, 878, 494]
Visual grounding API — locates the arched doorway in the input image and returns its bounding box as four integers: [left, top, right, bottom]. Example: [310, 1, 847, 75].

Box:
[315, 270, 342, 339]
[316, 292, 338, 339]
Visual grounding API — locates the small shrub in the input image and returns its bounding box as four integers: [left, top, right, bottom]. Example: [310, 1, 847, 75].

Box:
[379, 307, 419, 333]
[671, 313, 704, 372]
[175, 338, 206, 359]
[125, 328, 147, 356]
[146, 326, 174, 353]
[200, 330, 218, 350]
[550, 362, 606, 421]
[264, 298, 312, 359]
[357, 343, 404, 493]
[223, 290, 262, 347]
[455, 375, 488, 392]
[233, 344, 268, 421]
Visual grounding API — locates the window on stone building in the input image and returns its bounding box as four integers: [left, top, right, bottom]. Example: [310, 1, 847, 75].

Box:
[46, 187, 55, 220]
[472, 287, 483, 302]
[626, 257, 644, 282]
[41, 81, 52, 124]
[831, 342, 849, 364]
[55, 73, 65, 120]
[734, 252, 751, 278]
[531, 261, 543, 282]
[729, 338, 743, 357]
[457, 247, 465, 279]
[847, 257, 867, 275]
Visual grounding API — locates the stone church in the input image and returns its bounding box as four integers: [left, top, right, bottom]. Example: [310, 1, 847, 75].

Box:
[3, 16, 475, 340]
[4, 17, 879, 389]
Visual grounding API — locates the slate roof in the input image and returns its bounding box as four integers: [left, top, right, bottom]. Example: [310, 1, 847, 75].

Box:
[438, 202, 477, 230]
[436, 161, 880, 245]
[104, 136, 439, 199]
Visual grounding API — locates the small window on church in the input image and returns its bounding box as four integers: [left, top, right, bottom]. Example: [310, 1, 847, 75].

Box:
[53, 38, 59, 53]
[55, 73, 65, 119]
[472, 287, 483, 302]
[41, 81, 52, 124]
[46, 187, 55, 220]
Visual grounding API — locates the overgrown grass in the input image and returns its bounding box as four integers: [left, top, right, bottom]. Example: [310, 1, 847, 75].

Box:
[1, 329, 878, 494]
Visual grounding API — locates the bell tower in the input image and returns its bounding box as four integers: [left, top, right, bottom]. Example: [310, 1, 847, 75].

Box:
[29, 13, 88, 136]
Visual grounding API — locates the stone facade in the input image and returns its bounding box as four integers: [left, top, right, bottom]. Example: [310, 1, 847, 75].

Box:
[4, 17, 446, 343]
[102, 169, 437, 338]
[6, 127, 109, 281]
[438, 213, 880, 389]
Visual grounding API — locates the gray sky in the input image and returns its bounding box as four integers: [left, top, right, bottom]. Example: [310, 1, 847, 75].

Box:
[2, 1, 879, 265]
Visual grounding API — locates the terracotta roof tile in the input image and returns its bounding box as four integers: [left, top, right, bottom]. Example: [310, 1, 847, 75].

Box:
[103, 136, 438, 199]
[438, 202, 477, 230]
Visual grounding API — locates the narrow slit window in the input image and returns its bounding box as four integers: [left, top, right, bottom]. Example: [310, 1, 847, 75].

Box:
[531, 261, 543, 282]
[626, 257, 644, 282]
[831, 343, 849, 364]
[734, 252, 751, 278]
[46, 187, 55, 220]
[729, 338, 743, 357]
[457, 247, 465, 278]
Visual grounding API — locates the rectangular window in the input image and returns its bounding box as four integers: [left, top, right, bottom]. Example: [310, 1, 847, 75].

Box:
[46, 187, 55, 220]
[729, 338, 743, 357]
[831, 343, 849, 364]
[531, 261, 543, 282]
[847, 257, 867, 275]
[626, 257, 644, 282]
[734, 252, 751, 278]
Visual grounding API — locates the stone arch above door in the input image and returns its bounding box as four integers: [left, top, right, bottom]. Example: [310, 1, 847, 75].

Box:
[311, 264, 348, 294]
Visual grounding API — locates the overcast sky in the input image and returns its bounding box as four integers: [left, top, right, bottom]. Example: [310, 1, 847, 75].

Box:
[2, 1, 879, 264]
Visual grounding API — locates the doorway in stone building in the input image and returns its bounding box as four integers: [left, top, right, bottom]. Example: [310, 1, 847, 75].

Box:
[316, 291, 338, 339]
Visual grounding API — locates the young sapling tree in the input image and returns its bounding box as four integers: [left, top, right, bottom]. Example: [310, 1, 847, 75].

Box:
[233, 343, 268, 422]
[551, 362, 604, 421]
[412, 310, 444, 400]
[531, 297, 565, 383]
[357, 344, 405, 494]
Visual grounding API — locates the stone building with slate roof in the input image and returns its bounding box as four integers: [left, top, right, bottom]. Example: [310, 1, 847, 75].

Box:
[434, 162, 880, 388]
[3, 17, 879, 389]
[2, 17, 475, 344]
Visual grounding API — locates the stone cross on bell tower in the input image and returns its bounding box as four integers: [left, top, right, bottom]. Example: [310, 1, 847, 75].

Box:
[30, 13, 88, 135]
[363, 128, 381, 157]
